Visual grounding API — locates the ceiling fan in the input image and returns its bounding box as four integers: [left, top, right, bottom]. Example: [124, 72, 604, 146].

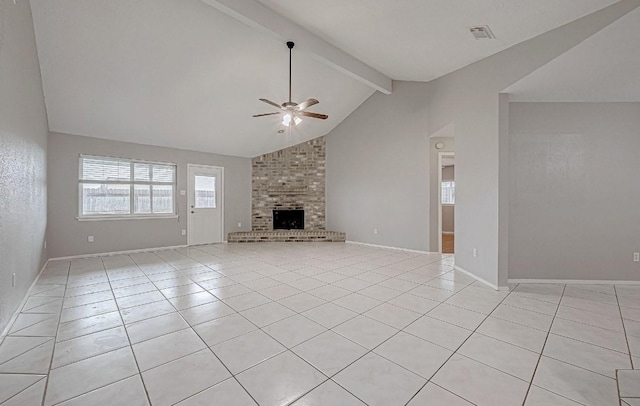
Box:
[253, 41, 328, 127]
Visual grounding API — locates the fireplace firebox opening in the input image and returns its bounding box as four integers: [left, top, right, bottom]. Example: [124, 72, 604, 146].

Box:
[273, 209, 304, 230]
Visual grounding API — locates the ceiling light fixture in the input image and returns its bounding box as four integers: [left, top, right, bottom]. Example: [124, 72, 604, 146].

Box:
[282, 113, 302, 127]
[469, 25, 495, 40]
[253, 41, 328, 128]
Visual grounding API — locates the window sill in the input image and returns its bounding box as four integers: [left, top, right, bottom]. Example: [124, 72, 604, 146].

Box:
[76, 215, 179, 222]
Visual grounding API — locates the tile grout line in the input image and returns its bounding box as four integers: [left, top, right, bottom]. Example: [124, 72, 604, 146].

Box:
[400, 281, 517, 406]
[40, 261, 71, 406]
[164, 247, 454, 405]
[97, 256, 154, 406]
[261, 257, 458, 405]
[614, 285, 633, 406]
[179, 248, 460, 405]
[71, 247, 445, 404]
[520, 284, 566, 406]
[2, 244, 520, 406]
[129, 250, 262, 406]
[613, 285, 635, 371]
[238, 265, 481, 405]
[617, 369, 623, 406]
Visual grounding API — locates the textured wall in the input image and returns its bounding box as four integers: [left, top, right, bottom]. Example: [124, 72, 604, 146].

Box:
[47, 132, 252, 258]
[509, 102, 640, 281]
[252, 137, 326, 231]
[326, 81, 430, 251]
[0, 0, 49, 334]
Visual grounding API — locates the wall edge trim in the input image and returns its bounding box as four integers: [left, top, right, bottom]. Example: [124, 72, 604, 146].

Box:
[454, 265, 507, 291]
[509, 279, 640, 285]
[346, 240, 442, 255]
[49, 245, 189, 261]
[0, 260, 49, 342]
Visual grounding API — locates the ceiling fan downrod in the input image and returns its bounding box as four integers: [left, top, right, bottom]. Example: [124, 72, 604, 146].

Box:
[287, 41, 294, 106]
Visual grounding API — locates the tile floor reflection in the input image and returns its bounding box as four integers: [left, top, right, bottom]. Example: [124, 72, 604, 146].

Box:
[0, 243, 637, 405]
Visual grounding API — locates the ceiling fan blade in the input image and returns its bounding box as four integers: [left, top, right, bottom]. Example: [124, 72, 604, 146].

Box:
[252, 112, 281, 117]
[259, 98, 284, 110]
[296, 98, 319, 111]
[298, 111, 328, 120]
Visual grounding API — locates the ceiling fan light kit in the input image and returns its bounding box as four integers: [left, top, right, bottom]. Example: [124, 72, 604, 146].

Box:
[253, 41, 328, 128]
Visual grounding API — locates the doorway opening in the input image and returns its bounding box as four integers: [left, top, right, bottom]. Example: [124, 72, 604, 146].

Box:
[438, 153, 455, 254]
[187, 164, 224, 245]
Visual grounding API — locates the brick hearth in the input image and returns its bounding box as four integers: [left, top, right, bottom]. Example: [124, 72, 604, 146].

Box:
[227, 230, 346, 243]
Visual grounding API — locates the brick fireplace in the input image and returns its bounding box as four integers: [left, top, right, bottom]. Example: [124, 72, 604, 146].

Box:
[227, 136, 345, 243]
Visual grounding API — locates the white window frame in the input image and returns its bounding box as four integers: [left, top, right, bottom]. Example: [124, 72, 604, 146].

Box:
[77, 154, 178, 221]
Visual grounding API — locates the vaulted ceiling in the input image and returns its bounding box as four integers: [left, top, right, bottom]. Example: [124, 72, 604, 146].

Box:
[30, 0, 631, 157]
[506, 7, 640, 102]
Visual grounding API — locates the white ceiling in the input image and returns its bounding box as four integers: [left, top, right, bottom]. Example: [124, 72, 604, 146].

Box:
[255, 0, 619, 81]
[506, 8, 640, 102]
[30, 0, 374, 158]
[30, 0, 633, 158]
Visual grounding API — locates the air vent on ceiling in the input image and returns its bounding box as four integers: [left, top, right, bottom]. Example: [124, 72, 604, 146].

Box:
[469, 25, 495, 40]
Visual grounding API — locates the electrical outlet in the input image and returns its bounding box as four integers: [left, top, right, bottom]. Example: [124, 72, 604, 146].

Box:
[44, 240, 47, 249]
[373, 228, 378, 235]
[634, 252, 639, 262]
[180, 190, 186, 196]
[12, 273, 16, 287]
[181, 229, 186, 236]
[473, 248, 478, 258]
[237, 222, 242, 228]
[87, 236, 94, 243]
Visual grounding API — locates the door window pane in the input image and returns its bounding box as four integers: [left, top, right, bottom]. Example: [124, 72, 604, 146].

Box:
[194, 175, 216, 208]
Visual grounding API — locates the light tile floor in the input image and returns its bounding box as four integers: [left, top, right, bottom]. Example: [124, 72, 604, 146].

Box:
[0, 243, 638, 405]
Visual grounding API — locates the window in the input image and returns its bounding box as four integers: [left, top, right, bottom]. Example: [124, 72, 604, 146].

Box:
[79, 155, 176, 218]
[441, 181, 455, 204]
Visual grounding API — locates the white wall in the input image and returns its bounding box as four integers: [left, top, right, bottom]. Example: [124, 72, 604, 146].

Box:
[425, 0, 638, 287]
[326, 81, 430, 251]
[0, 0, 49, 333]
[325, 1, 636, 287]
[509, 102, 640, 281]
[47, 132, 252, 258]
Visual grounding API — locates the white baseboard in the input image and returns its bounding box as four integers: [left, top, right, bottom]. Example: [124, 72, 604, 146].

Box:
[454, 265, 508, 291]
[442, 231, 455, 235]
[346, 241, 442, 255]
[509, 278, 640, 285]
[49, 245, 188, 261]
[0, 260, 49, 342]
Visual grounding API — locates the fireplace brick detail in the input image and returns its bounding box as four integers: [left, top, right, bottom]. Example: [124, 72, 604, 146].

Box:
[251, 137, 326, 231]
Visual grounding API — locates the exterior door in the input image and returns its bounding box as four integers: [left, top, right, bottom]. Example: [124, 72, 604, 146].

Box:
[188, 164, 223, 245]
